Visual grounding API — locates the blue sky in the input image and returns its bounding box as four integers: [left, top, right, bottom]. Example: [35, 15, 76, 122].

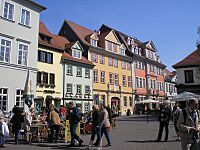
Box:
[35, 0, 200, 71]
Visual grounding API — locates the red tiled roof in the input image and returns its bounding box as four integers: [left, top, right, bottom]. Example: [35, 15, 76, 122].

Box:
[39, 21, 69, 50]
[173, 49, 200, 68]
[39, 21, 53, 37]
[62, 52, 94, 66]
[65, 20, 94, 46]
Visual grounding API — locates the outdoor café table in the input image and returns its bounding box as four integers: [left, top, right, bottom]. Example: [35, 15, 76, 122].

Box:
[29, 123, 48, 143]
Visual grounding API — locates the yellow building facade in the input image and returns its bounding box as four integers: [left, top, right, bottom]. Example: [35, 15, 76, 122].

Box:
[89, 30, 133, 115]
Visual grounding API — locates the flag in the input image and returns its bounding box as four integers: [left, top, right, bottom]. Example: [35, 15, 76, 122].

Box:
[23, 69, 34, 110]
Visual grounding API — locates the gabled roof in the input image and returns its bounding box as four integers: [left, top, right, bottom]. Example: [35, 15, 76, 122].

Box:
[62, 52, 94, 66]
[39, 21, 69, 50]
[63, 20, 94, 46]
[173, 49, 200, 68]
[143, 41, 157, 52]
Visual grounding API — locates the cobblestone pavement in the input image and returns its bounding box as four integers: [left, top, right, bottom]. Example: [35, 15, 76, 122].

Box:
[3, 115, 181, 150]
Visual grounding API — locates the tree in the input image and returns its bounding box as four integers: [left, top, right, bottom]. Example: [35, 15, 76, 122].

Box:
[196, 26, 200, 79]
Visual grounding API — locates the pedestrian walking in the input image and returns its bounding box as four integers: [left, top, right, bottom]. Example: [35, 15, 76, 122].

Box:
[10, 107, 24, 144]
[49, 104, 60, 143]
[68, 102, 83, 147]
[100, 103, 112, 147]
[177, 98, 200, 150]
[0, 113, 9, 147]
[155, 101, 171, 142]
[173, 102, 181, 141]
[87, 105, 104, 149]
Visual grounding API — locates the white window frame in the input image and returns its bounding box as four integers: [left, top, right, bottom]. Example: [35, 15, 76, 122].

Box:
[85, 69, 90, 78]
[109, 73, 113, 84]
[15, 89, 24, 107]
[99, 55, 105, 64]
[73, 49, 81, 59]
[93, 70, 98, 82]
[76, 67, 82, 77]
[85, 85, 90, 94]
[66, 65, 73, 76]
[0, 36, 12, 63]
[66, 83, 73, 94]
[122, 61, 126, 69]
[76, 84, 82, 94]
[122, 75, 126, 87]
[120, 48, 125, 55]
[0, 88, 8, 111]
[128, 76, 131, 87]
[20, 7, 31, 26]
[17, 42, 28, 66]
[114, 58, 118, 68]
[114, 74, 119, 85]
[3, 1, 14, 21]
[91, 39, 97, 47]
[100, 71, 105, 84]
[108, 57, 113, 66]
[92, 53, 97, 62]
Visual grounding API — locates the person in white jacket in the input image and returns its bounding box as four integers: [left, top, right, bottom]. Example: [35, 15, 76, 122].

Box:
[0, 114, 9, 147]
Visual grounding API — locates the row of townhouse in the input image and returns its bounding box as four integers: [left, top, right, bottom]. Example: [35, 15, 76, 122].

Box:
[0, 0, 177, 114]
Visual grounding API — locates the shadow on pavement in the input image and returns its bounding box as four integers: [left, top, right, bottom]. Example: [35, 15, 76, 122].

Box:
[125, 139, 178, 143]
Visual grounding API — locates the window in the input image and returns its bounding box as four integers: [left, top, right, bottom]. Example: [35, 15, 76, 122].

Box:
[38, 50, 53, 64]
[0, 88, 8, 111]
[109, 73, 113, 84]
[127, 63, 131, 70]
[128, 76, 131, 87]
[92, 53, 98, 62]
[76, 67, 82, 77]
[67, 65, 73, 76]
[16, 89, 24, 107]
[43, 72, 48, 84]
[139, 78, 143, 88]
[49, 73, 55, 85]
[91, 39, 97, 47]
[184, 70, 194, 83]
[129, 97, 132, 107]
[136, 77, 139, 88]
[20, 9, 30, 26]
[66, 84, 72, 93]
[114, 58, 118, 68]
[100, 71, 105, 84]
[113, 44, 117, 52]
[18, 43, 28, 65]
[124, 96, 127, 107]
[108, 57, 113, 66]
[99, 55, 105, 64]
[143, 79, 146, 88]
[122, 75, 126, 87]
[107, 41, 112, 50]
[73, 50, 81, 59]
[85, 69, 90, 78]
[3, 2, 14, 20]
[114, 74, 119, 85]
[37, 71, 42, 84]
[122, 61, 126, 69]
[101, 95, 105, 104]
[76, 85, 82, 94]
[120, 48, 125, 55]
[0, 38, 11, 62]
[84, 103, 89, 113]
[85, 86, 90, 94]
[93, 70, 98, 82]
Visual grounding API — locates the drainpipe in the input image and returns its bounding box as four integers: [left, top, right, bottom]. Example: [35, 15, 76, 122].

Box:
[62, 63, 65, 105]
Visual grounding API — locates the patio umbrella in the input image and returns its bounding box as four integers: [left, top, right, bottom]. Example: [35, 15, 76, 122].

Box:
[136, 99, 159, 104]
[23, 69, 34, 111]
[172, 91, 200, 101]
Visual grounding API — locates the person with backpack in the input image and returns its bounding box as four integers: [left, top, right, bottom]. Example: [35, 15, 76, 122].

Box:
[68, 102, 83, 147]
[177, 98, 200, 150]
[173, 102, 181, 141]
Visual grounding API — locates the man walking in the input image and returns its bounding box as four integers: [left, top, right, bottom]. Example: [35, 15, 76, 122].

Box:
[155, 101, 171, 142]
[68, 102, 83, 147]
[177, 98, 200, 150]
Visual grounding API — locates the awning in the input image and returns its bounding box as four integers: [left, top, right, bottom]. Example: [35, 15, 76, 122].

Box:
[34, 96, 44, 101]
[46, 95, 54, 100]
[54, 97, 61, 101]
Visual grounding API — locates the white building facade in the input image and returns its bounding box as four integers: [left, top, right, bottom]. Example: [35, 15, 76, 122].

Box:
[0, 0, 45, 111]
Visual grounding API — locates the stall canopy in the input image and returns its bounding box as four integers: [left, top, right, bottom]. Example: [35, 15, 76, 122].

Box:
[136, 99, 159, 104]
[171, 91, 200, 101]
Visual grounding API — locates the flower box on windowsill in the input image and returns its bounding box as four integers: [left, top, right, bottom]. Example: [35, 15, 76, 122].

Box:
[50, 84, 56, 88]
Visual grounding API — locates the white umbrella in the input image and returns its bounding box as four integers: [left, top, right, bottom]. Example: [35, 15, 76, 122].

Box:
[172, 91, 200, 101]
[136, 99, 159, 104]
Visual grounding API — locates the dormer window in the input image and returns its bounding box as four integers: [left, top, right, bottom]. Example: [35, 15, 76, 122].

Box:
[91, 39, 97, 47]
[73, 50, 81, 59]
[120, 48, 125, 55]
